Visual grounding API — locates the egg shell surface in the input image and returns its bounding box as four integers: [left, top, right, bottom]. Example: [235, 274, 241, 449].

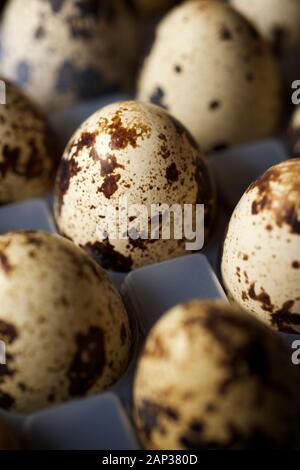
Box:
[221, 159, 300, 333]
[138, 0, 282, 152]
[0, 0, 138, 110]
[134, 299, 300, 450]
[0, 79, 57, 204]
[0, 230, 132, 413]
[230, 0, 300, 56]
[54, 100, 216, 272]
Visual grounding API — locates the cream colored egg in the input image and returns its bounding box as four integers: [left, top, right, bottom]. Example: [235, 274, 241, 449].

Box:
[134, 300, 300, 450]
[230, 0, 300, 56]
[221, 159, 300, 333]
[0, 0, 138, 110]
[138, 0, 282, 152]
[0, 79, 58, 204]
[0, 231, 132, 413]
[53, 100, 216, 271]
[0, 419, 20, 450]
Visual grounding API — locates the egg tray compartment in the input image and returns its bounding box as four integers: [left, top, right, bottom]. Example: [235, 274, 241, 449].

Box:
[0, 97, 298, 450]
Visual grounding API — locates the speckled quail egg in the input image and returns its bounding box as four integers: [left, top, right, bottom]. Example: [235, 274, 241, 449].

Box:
[138, 0, 282, 153]
[0, 79, 58, 204]
[230, 0, 300, 56]
[0, 230, 132, 413]
[0, 419, 20, 450]
[290, 106, 300, 156]
[134, 299, 300, 450]
[221, 159, 300, 334]
[0, 0, 138, 110]
[54, 100, 216, 272]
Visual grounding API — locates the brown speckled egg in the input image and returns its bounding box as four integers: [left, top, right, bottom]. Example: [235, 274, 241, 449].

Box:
[134, 300, 300, 450]
[53, 100, 216, 272]
[230, 0, 300, 56]
[221, 159, 300, 334]
[0, 419, 20, 450]
[138, 0, 282, 153]
[0, 0, 138, 110]
[0, 79, 58, 204]
[0, 230, 132, 413]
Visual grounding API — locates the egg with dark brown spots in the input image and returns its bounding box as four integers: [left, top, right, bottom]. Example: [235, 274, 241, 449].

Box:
[230, 0, 300, 56]
[0, 0, 138, 110]
[0, 230, 132, 413]
[54, 100, 216, 272]
[0, 79, 58, 204]
[134, 300, 300, 450]
[138, 0, 282, 152]
[221, 159, 300, 333]
[0, 419, 20, 450]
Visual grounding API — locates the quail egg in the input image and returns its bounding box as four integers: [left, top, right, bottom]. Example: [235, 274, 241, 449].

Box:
[230, 0, 300, 56]
[0, 0, 138, 110]
[134, 299, 300, 450]
[0, 419, 20, 450]
[138, 0, 282, 152]
[54, 100, 216, 272]
[221, 159, 300, 333]
[0, 230, 132, 413]
[0, 79, 58, 204]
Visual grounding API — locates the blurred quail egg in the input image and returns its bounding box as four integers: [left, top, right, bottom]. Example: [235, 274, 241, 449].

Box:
[0, 230, 132, 413]
[54, 100, 216, 272]
[0, 79, 58, 204]
[230, 0, 300, 56]
[138, 0, 282, 152]
[290, 105, 300, 155]
[0, 0, 138, 110]
[221, 159, 300, 333]
[134, 299, 300, 450]
[0, 419, 20, 450]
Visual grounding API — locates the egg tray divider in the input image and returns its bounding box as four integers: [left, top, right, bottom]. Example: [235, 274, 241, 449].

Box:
[0, 97, 298, 450]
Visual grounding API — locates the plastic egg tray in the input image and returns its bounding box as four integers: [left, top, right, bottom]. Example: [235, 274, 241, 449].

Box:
[0, 96, 297, 450]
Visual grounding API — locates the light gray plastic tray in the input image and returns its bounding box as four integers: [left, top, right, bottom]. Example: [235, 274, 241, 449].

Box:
[0, 97, 295, 450]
